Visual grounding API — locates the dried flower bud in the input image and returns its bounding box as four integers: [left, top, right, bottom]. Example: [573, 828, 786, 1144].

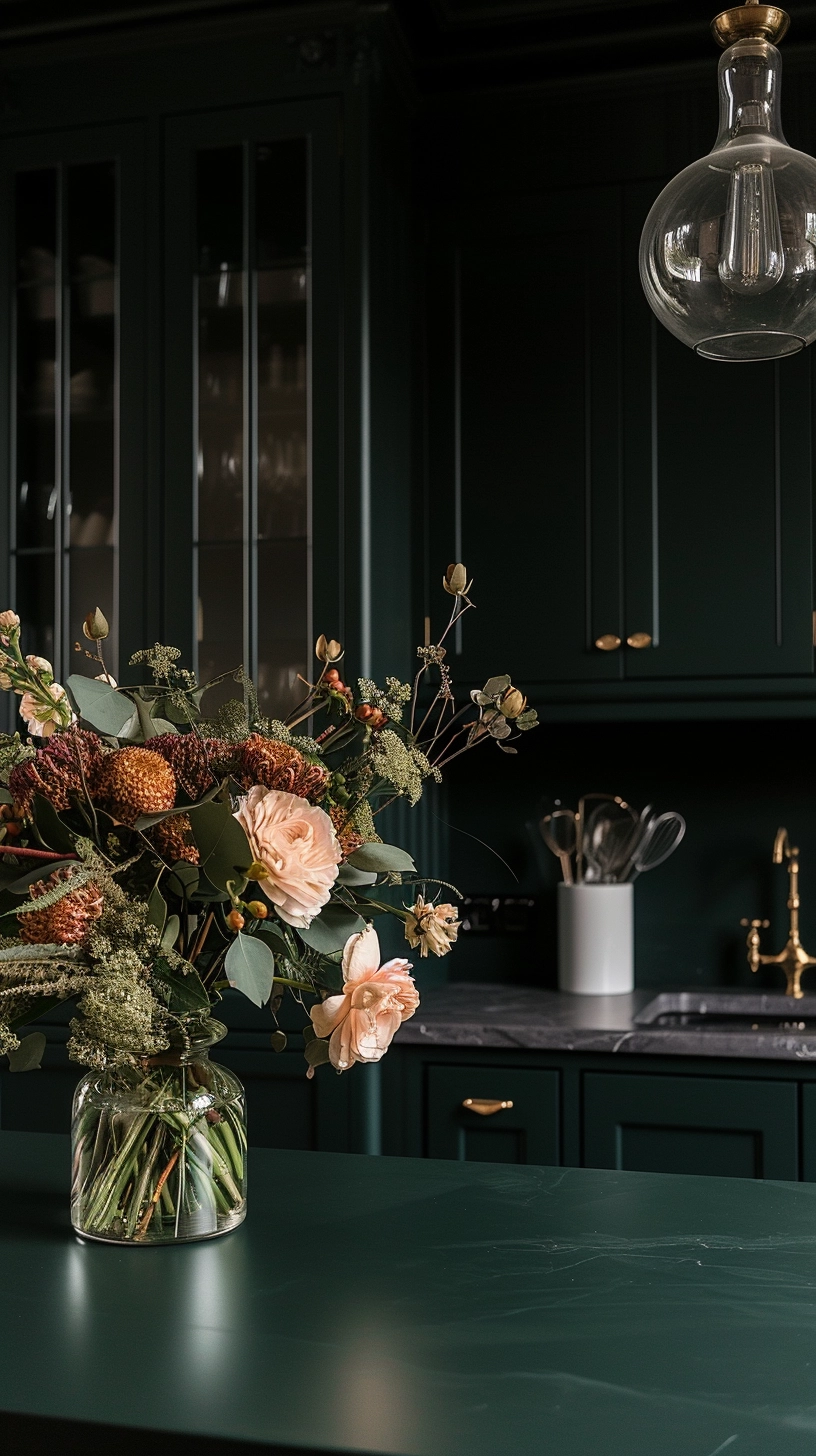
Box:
[246, 859, 271, 881]
[0, 611, 20, 634]
[246, 900, 268, 920]
[442, 563, 469, 597]
[82, 607, 109, 641]
[227, 909, 245, 932]
[499, 687, 527, 719]
[315, 634, 343, 663]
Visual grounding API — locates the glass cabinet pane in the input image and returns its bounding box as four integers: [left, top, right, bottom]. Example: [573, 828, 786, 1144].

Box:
[11, 158, 118, 682]
[195, 138, 309, 715]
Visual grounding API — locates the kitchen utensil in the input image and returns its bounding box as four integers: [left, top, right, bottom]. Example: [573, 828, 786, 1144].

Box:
[583, 799, 640, 883]
[624, 810, 686, 881]
[575, 793, 630, 883]
[540, 808, 578, 885]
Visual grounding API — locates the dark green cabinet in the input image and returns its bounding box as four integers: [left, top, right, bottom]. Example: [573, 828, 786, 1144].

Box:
[426, 157, 816, 716]
[583, 1071, 798, 1180]
[425, 1065, 559, 1164]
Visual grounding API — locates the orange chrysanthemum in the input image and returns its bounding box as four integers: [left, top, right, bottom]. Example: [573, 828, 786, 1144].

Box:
[237, 734, 328, 802]
[18, 869, 103, 945]
[93, 746, 177, 825]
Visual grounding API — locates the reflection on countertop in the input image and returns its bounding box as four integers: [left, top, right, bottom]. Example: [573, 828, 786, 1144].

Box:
[395, 983, 816, 1061]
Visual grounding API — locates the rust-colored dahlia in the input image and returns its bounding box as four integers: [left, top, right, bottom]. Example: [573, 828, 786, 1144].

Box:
[93, 746, 177, 824]
[237, 734, 328, 802]
[18, 869, 103, 945]
[148, 813, 200, 865]
[9, 727, 105, 815]
[143, 734, 235, 800]
[329, 806, 364, 860]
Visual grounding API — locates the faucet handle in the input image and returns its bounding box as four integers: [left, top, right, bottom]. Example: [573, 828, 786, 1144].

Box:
[741, 918, 770, 930]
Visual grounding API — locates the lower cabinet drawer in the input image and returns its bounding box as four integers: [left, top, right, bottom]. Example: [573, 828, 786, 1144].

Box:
[583, 1072, 798, 1180]
[425, 1065, 559, 1165]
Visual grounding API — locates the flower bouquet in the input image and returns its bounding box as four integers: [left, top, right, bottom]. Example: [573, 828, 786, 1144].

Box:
[0, 572, 536, 1244]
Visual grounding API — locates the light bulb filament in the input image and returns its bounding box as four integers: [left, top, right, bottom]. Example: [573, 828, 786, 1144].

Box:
[719, 160, 785, 295]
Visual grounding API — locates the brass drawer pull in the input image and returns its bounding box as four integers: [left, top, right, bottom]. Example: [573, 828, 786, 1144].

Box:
[462, 1098, 514, 1117]
[626, 631, 652, 649]
[594, 634, 621, 652]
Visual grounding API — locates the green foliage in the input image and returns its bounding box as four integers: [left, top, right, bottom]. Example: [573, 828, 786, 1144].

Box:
[67, 675, 134, 736]
[151, 956, 210, 1015]
[225, 931, 275, 1008]
[31, 794, 76, 854]
[8, 1031, 46, 1072]
[298, 902, 365, 954]
[348, 842, 416, 873]
[188, 799, 252, 892]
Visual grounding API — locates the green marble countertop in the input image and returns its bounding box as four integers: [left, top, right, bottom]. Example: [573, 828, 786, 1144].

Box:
[2, 1132, 816, 1455]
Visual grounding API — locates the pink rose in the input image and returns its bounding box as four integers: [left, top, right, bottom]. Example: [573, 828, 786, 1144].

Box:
[310, 925, 419, 1071]
[234, 785, 341, 928]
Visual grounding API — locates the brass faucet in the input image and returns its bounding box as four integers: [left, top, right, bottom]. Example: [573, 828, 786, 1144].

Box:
[741, 828, 816, 998]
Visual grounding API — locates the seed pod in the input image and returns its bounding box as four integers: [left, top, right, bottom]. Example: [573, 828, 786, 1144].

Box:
[246, 900, 268, 920]
[82, 607, 109, 641]
[227, 909, 245, 932]
[316, 634, 343, 663]
[246, 860, 271, 881]
[443, 563, 469, 596]
[499, 687, 527, 719]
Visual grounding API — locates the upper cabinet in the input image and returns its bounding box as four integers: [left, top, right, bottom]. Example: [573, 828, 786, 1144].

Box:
[0, 9, 414, 721]
[424, 101, 816, 721]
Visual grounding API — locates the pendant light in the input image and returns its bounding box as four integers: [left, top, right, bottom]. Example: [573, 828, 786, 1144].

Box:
[639, 2, 816, 360]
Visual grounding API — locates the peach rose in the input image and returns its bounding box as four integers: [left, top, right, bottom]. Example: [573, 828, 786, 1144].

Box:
[234, 785, 341, 928]
[310, 925, 419, 1071]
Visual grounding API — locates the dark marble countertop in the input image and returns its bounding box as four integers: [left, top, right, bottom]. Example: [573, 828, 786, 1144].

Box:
[396, 983, 816, 1061]
[6, 1133, 816, 1454]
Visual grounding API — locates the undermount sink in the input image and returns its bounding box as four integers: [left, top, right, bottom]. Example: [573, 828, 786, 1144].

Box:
[635, 991, 816, 1033]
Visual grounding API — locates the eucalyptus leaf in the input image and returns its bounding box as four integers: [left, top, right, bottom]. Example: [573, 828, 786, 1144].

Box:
[0, 788, 13, 805]
[347, 842, 416, 874]
[67, 675, 134, 736]
[270, 1030, 287, 1052]
[337, 863, 378, 887]
[147, 884, 167, 933]
[8, 1031, 46, 1072]
[161, 914, 180, 952]
[117, 712, 142, 743]
[482, 674, 511, 697]
[3, 858, 79, 895]
[151, 956, 210, 1015]
[32, 795, 76, 855]
[297, 901, 365, 954]
[225, 932, 276, 1008]
[303, 1036, 331, 1070]
[302, 1022, 316, 1045]
[166, 863, 200, 898]
[189, 799, 252, 892]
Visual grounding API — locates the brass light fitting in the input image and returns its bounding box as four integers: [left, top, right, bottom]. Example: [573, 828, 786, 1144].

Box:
[711, 0, 790, 48]
[741, 827, 816, 998]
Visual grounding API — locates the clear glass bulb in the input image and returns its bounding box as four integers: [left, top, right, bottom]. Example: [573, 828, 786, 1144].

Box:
[640, 35, 816, 360]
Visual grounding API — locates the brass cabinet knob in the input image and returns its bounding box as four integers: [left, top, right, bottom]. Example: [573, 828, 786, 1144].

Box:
[461, 1098, 514, 1117]
[626, 631, 652, 649]
[594, 634, 621, 652]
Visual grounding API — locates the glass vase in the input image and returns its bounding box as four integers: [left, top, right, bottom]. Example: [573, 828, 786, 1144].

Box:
[70, 1017, 246, 1245]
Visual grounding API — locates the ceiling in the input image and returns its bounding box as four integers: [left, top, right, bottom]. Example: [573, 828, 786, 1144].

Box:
[1, 0, 815, 90]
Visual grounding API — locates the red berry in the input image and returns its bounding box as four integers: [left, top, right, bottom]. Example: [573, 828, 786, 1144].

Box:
[227, 910, 245, 932]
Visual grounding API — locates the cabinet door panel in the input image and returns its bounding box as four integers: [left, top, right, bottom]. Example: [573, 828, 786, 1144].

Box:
[440, 188, 624, 688]
[584, 1072, 797, 1180]
[623, 180, 814, 681]
[0, 1046, 77, 1135]
[426, 1065, 559, 1165]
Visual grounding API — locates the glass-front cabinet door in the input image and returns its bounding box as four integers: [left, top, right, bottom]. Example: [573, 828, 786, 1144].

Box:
[165, 101, 341, 716]
[0, 125, 147, 718]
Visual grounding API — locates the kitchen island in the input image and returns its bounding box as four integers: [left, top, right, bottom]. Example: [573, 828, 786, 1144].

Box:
[1, 1131, 815, 1455]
